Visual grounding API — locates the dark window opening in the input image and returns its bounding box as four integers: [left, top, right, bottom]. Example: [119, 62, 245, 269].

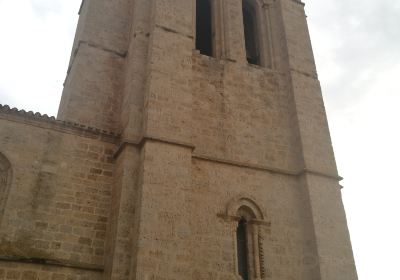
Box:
[196, 0, 213, 56]
[242, 1, 260, 65]
[237, 218, 249, 280]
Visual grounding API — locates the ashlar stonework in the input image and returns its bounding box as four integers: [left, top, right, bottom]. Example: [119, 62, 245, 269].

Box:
[0, 0, 357, 279]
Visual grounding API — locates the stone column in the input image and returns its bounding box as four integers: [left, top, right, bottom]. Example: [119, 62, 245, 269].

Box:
[105, 145, 141, 280]
[214, 0, 227, 59]
[251, 224, 262, 280]
[260, 0, 275, 69]
[223, 0, 248, 63]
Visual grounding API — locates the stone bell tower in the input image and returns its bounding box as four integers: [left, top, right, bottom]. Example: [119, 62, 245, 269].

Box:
[56, 0, 358, 279]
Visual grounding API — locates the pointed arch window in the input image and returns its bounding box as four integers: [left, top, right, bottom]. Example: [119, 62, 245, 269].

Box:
[242, 0, 261, 65]
[196, 0, 214, 57]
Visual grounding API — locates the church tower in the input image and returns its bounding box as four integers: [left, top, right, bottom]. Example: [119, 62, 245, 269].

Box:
[0, 0, 357, 279]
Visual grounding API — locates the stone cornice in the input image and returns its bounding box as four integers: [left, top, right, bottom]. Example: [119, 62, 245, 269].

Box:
[112, 135, 343, 182]
[0, 104, 120, 142]
[112, 135, 195, 159]
[66, 40, 127, 80]
[193, 153, 342, 181]
[290, 67, 318, 79]
[0, 110, 342, 182]
[0, 104, 56, 122]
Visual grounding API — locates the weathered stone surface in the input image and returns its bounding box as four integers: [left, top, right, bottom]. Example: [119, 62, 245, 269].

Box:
[0, 0, 357, 279]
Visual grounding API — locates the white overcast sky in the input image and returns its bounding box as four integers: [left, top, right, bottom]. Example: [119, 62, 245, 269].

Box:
[0, 0, 399, 279]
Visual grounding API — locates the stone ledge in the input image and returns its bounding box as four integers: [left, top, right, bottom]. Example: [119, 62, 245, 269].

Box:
[290, 67, 318, 79]
[0, 104, 120, 141]
[156, 24, 194, 40]
[0, 256, 103, 272]
[113, 135, 195, 159]
[66, 40, 127, 79]
[111, 136, 343, 182]
[193, 153, 299, 176]
[193, 153, 343, 182]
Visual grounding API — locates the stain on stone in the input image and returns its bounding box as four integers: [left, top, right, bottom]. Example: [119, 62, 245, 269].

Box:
[0, 234, 51, 260]
[31, 172, 56, 211]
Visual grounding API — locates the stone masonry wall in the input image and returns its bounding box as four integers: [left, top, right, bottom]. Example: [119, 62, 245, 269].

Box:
[0, 107, 118, 275]
[192, 54, 301, 171]
[58, 0, 134, 133]
[127, 139, 320, 280]
[0, 262, 101, 280]
[120, 0, 357, 279]
[0, 0, 357, 279]
[189, 158, 320, 279]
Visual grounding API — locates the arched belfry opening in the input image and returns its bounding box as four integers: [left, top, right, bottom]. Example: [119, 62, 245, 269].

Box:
[242, 0, 261, 65]
[196, 0, 213, 57]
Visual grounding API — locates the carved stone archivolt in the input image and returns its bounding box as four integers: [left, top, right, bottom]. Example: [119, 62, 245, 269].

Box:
[220, 196, 270, 225]
[219, 196, 271, 280]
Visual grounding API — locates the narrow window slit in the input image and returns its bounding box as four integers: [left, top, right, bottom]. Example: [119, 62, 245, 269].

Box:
[237, 218, 250, 280]
[196, 0, 213, 56]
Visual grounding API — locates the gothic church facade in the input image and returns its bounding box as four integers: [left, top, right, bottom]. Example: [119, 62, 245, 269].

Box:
[0, 0, 357, 279]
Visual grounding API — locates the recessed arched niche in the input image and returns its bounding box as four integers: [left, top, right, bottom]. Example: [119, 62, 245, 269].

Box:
[219, 196, 271, 280]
